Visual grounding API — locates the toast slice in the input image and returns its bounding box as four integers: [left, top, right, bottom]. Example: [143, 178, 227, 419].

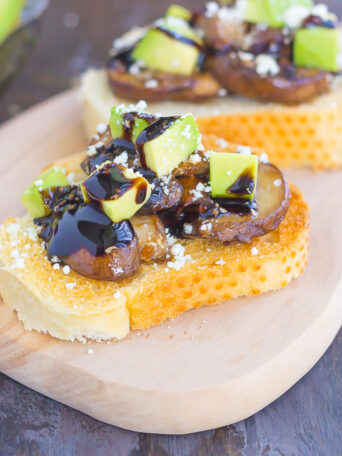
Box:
[81, 68, 342, 170]
[0, 140, 309, 342]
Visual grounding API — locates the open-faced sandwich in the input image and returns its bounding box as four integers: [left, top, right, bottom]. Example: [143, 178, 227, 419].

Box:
[0, 105, 309, 341]
[82, 0, 342, 169]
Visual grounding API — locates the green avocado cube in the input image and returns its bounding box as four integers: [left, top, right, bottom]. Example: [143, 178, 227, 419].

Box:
[210, 152, 258, 201]
[141, 114, 200, 177]
[0, 0, 24, 43]
[246, 0, 312, 28]
[109, 106, 149, 141]
[21, 165, 69, 218]
[132, 19, 202, 75]
[81, 165, 151, 223]
[165, 4, 192, 22]
[294, 27, 339, 72]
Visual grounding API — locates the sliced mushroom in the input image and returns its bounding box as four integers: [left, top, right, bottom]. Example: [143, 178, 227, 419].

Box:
[192, 9, 247, 50]
[244, 26, 292, 60]
[176, 175, 213, 215]
[108, 56, 221, 102]
[173, 150, 209, 178]
[206, 52, 330, 104]
[43, 202, 141, 281]
[185, 163, 290, 242]
[140, 174, 183, 214]
[131, 214, 168, 262]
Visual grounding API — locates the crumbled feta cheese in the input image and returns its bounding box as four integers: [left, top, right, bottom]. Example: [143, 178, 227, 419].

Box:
[200, 222, 213, 231]
[145, 79, 158, 88]
[96, 123, 108, 134]
[136, 100, 147, 111]
[205, 2, 219, 18]
[283, 5, 310, 29]
[238, 51, 254, 62]
[215, 138, 229, 149]
[237, 145, 252, 155]
[10, 249, 19, 258]
[165, 229, 177, 246]
[113, 291, 121, 299]
[114, 151, 129, 167]
[259, 153, 269, 164]
[12, 258, 25, 269]
[167, 242, 193, 271]
[215, 259, 226, 265]
[312, 4, 337, 22]
[129, 60, 146, 75]
[273, 179, 282, 187]
[251, 247, 259, 255]
[189, 153, 202, 164]
[53, 263, 60, 270]
[62, 265, 71, 275]
[87, 349, 94, 355]
[67, 172, 76, 185]
[35, 179, 43, 187]
[65, 282, 76, 290]
[51, 256, 60, 263]
[183, 223, 194, 236]
[87, 145, 97, 157]
[255, 54, 280, 77]
[6, 223, 20, 236]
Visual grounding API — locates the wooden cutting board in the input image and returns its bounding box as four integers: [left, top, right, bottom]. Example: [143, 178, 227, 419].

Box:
[0, 90, 341, 435]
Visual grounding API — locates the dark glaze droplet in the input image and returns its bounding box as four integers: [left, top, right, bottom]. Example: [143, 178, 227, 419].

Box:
[214, 198, 256, 215]
[136, 116, 179, 169]
[226, 168, 255, 196]
[47, 203, 135, 259]
[84, 165, 133, 201]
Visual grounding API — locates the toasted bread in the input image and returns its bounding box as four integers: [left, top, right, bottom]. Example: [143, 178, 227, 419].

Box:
[0, 141, 309, 342]
[81, 68, 342, 170]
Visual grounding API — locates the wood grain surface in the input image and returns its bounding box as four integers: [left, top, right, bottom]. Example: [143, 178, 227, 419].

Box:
[0, 0, 341, 455]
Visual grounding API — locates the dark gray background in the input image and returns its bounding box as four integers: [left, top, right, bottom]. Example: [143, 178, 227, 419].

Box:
[0, 1, 341, 455]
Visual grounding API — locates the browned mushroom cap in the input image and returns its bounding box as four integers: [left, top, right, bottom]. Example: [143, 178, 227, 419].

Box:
[185, 163, 290, 242]
[108, 57, 221, 102]
[245, 26, 292, 60]
[173, 150, 209, 178]
[206, 52, 330, 105]
[176, 175, 213, 215]
[131, 214, 168, 262]
[140, 174, 183, 214]
[192, 9, 247, 50]
[47, 203, 141, 281]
